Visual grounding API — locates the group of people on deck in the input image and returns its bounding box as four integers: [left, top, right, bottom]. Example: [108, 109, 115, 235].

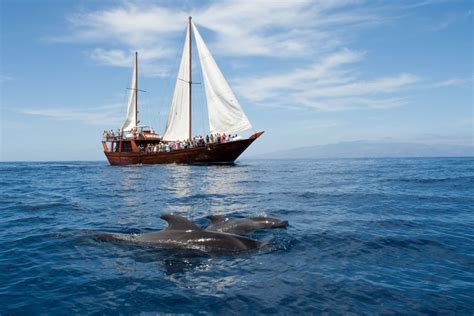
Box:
[102, 129, 119, 138]
[138, 133, 239, 153]
[102, 128, 137, 139]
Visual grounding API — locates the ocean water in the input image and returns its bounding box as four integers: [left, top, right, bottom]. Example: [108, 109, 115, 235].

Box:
[0, 158, 473, 314]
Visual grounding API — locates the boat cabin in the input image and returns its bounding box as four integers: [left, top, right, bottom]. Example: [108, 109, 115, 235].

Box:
[102, 126, 161, 153]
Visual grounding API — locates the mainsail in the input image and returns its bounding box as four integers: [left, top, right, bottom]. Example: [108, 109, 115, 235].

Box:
[191, 22, 252, 134]
[121, 54, 138, 132]
[162, 26, 191, 141]
[163, 20, 252, 140]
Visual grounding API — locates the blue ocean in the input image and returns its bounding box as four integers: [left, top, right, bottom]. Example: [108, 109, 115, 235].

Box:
[1, 158, 473, 314]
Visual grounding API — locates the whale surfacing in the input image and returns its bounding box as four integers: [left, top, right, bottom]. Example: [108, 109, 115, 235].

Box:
[206, 215, 289, 234]
[94, 214, 262, 253]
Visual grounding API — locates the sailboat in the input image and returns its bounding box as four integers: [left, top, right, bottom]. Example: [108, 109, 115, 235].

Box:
[102, 17, 263, 165]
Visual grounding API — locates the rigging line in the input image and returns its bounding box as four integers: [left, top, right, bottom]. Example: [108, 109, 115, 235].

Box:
[197, 55, 207, 135]
[126, 88, 147, 92]
[200, 85, 206, 135]
[161, 26, 186, 135]
[118, 64, 134, 129]
[178, 78, 201, 84]
[193, 58, 202, 135]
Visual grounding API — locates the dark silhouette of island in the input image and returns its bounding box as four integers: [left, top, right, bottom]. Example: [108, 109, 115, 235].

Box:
[252, 141, 474, 159]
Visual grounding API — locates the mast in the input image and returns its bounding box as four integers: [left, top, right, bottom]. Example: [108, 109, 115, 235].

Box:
[188, 16, 192, 141]
[135, 51, 138, 128]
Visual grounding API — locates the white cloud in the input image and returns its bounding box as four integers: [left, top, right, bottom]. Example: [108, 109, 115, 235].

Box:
[234, 49, 418, 111]
[89, 49, 130, 67]
[89, 48, 171, 77]
[51, 1, 423, 111]
[300, 73, 419, 98]
[301, 97, 409, 111]
[55, 0, 382, 63]
[0, 75, 14, 82]
[429, 10, 473, 32]
[66, 4, 187, 45]
[195, 0, 365, 57]
[431, 15, 457, 31]
[433, 77, 471, 88]
[234, 49, 363, 102]
[18, 104, 123, 125]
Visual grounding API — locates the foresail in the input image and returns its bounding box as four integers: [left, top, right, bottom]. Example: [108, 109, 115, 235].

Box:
[163, 26, 191, 141]
[191, 22, 252, 134]
[121, 58, 137, 131]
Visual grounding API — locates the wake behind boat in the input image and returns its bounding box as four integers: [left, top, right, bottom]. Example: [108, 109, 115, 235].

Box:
[102, 17, 263, 165]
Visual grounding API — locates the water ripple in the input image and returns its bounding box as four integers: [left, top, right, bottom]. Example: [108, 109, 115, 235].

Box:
[0, 158, 473, 314]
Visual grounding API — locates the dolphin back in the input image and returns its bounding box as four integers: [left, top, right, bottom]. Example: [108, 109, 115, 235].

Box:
[193, 230, 262, 252]
[250, 217, 289, 228]
[161, 214, 201, 231]
[206, 215, 227, 224]
[206, 216, 289, 234]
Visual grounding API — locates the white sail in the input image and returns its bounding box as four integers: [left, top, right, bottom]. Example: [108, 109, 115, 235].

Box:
[191, 22, 252, 134]
[121, 56, 137, 131]
[163, 26, 191, 141]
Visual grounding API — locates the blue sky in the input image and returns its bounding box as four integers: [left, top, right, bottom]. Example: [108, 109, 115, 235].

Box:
[1, 0, 472, 161]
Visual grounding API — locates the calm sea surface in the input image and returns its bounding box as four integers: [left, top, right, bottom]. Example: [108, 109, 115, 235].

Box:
[0, 158, 473, 314]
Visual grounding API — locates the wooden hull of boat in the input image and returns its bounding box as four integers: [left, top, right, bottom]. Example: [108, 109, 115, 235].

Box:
[104, 132, 263, 166]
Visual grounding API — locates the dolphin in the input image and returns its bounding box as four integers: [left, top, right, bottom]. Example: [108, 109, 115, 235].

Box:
[93, 214, 262, 253]
[205, 215, 289, 235]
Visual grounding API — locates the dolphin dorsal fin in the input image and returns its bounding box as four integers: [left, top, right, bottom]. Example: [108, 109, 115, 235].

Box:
[207, 215, 227, 223]
[160, 214, 200, 231]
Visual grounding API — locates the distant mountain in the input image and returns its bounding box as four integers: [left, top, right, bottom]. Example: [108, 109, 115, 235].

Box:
[252, 141, 474, 159]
